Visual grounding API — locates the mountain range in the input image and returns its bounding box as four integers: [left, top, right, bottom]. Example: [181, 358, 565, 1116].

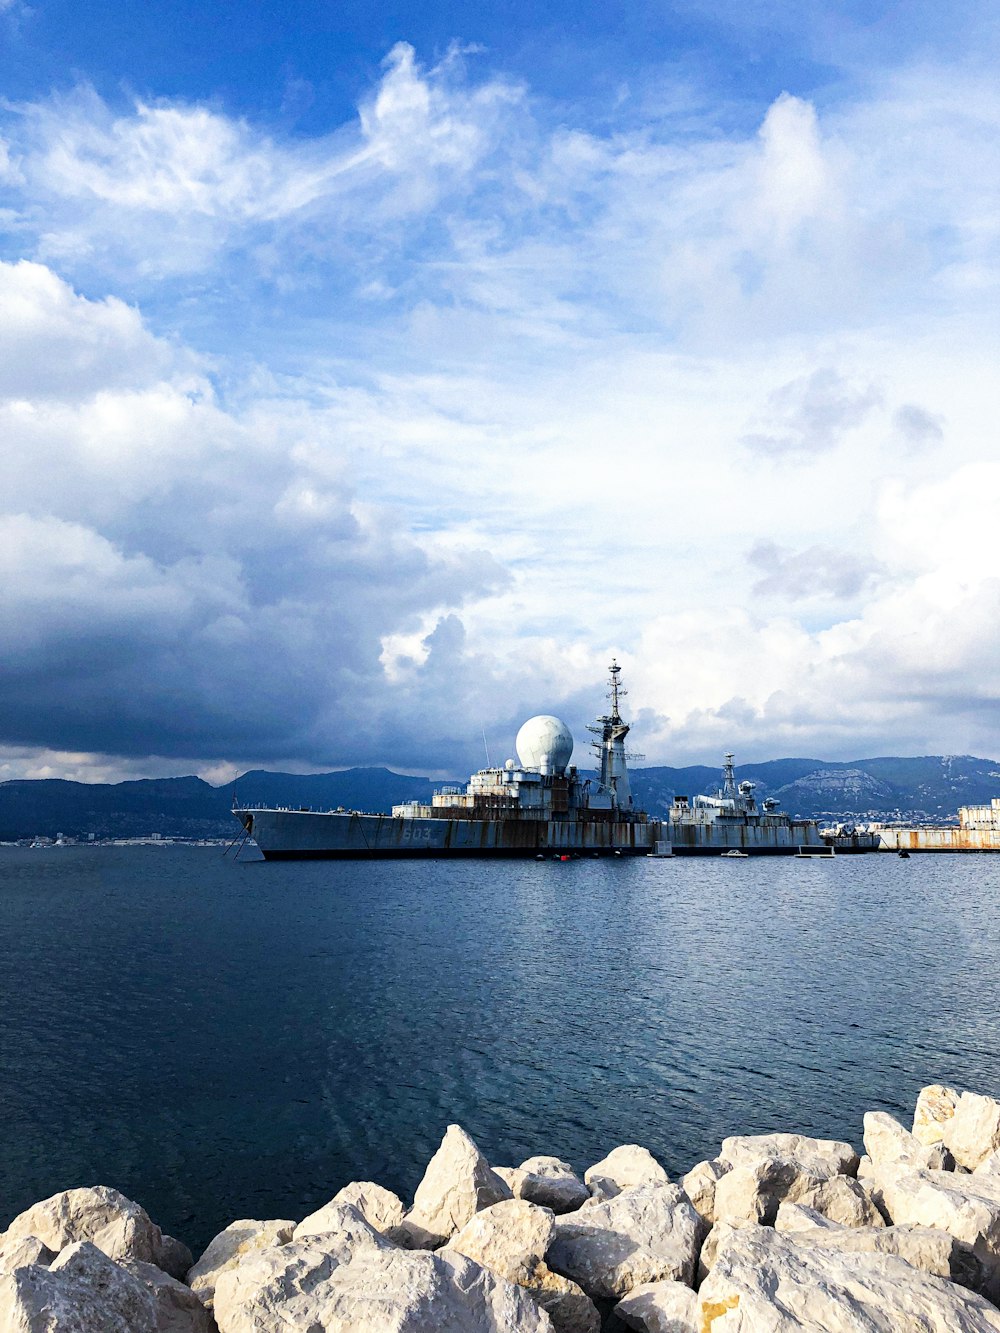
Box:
[2, 755, 999, 841]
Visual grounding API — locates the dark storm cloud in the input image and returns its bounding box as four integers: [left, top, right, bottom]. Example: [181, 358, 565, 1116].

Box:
[0, 260, 518, 772]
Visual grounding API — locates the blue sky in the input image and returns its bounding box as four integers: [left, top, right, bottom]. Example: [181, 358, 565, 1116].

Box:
[1, 0, 999, 781]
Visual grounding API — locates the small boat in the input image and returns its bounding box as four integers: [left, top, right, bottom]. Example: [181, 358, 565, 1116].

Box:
[720, 849, 749, 858]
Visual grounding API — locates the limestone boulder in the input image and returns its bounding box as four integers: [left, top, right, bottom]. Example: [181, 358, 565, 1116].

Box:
[584, 1145, 669, 1202]
[517, 1157, 591, 1213]
[447, 1198, 598, 1333]
[718, 1132, 859, 1178]
[976, 1152, 1000, 1178]
[679, 1159, 728, 1225]
[944, 1092, 1000, 1171]
[864, 1110, 951, 1171]
[125, 1260, 218, 1333]
[301, 1181, 406, 1237]
[913, 1084, 960, 1146]
[157, 1234, 196, 1281]
[400, 1124, 513, 1248]
[212, 1236, 553, 1332]
[774, 1203, 841, 1233]
[547, 1180, 705, 1299]
[186, 1218, 295, 1308]
[698, 1221, 752, 1278]
[523, 1266, 600, 1333]
[0, 1186, 185, 1274]
[296, 1186, 406, 1241]
[874, 1163, 1000, 1299]
[449, 1198, 555, 1285]
[0, 1239, 157, 1332]
[0, 1234, 56, 1274]
[714, 1152, 881, 1229]
[791, 1175, 886, 1228]
[613, 1278, 698, 1332]
[699, 1224, 1000, 1331]
[774, 1202, 973, 1283]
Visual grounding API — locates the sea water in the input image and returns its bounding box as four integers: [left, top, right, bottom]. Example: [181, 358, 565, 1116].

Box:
[1, 845, 998, 1252]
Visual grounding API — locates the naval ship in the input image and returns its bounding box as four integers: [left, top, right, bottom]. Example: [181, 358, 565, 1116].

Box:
[234, 663, 824, 859]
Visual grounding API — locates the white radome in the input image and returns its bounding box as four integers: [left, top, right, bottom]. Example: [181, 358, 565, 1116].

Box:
[515, 715, 574, 775]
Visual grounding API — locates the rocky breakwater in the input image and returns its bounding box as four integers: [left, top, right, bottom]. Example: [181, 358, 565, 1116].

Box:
[5, 1086, 1000, 1330]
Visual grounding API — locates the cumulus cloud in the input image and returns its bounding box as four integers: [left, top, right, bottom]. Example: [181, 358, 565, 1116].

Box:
[0, 260, 515, 771]
[2, 43, 1000, 778]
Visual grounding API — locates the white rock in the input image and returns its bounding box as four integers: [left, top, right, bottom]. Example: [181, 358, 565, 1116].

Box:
[0, 1239, 157, 1332]
[548, 1180, 705, 1299]
[125, 1260, 218, 1333]
[791, 1175, 886, 1228]
[157, 1234, 196, 1281]
[613, 1278, 698, 1332]
[864, 1110, 951, 1170]
[213, 1236, 553, 1332]
[775, 1203, 968, 1281]
[913, 1084, 960, 1146]
[0, 1186, 188, 1276]
[697, 1220, 752, 1278]
[0, 1234, 55, 1273]
[718, 1132, 859, 1178]
[679, 1159, 728, 1225]
[447, 1198, 598, 1333]
[449, 1198, 554, 1285]
[401, 1125, 513, 1248]
[296, 1186, 405, 1242]
[699, 1224, 1000, 1331]
[584, 1145, 669, 1201]
[774, 1203, 842, 1233]
[874, 1163, 1000, 1300]
[523, 1267, 600, 1333]
[944, 1092, 1000, 1171]
[713, 1153, 882, 1230]
[517, 1157, 591, 1213]
[311, 1181, 406, 1236]
[976, 1152, 1000, 1178]
[186, 1217, 295, 1307]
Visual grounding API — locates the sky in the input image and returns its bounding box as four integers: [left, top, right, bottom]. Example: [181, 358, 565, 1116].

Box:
[1, 0, 999, 783]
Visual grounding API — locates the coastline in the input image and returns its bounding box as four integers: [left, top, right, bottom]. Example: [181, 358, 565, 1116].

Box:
[3, 1083, 1000, 1331]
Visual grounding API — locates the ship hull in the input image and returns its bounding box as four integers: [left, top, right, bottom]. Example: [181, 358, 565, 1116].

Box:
[237, 808, 822, 859]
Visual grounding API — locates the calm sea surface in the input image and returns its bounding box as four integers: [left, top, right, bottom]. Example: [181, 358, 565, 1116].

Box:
[1, 845, 999, 1253]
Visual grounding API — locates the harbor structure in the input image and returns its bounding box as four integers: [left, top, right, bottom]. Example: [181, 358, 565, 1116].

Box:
[874, 799, 1000, 852]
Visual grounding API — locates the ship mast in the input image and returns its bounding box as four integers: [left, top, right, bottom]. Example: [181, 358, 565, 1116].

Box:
[587, 659, 642, 811]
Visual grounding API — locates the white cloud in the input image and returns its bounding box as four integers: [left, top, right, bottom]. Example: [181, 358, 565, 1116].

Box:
[2, 44, 1000, 778]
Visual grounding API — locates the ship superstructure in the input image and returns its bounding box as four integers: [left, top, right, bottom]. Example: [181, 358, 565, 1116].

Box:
[234, 663, 823, 859]
[666, 753, 822, 855]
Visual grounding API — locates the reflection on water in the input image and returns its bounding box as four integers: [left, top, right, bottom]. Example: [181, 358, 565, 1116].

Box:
[1, 846, 998, 1250]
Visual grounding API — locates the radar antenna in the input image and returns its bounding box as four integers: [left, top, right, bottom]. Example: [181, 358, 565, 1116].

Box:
[608, 658, 626, 722]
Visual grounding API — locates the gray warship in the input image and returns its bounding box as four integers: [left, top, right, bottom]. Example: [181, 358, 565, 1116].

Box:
[234, 662, 824, 858]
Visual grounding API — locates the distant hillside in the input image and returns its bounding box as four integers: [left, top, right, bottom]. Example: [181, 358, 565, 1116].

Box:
[629, 755, 1000, 822]
[2, 755, 998, 841]
[0, 768, 442, 841]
